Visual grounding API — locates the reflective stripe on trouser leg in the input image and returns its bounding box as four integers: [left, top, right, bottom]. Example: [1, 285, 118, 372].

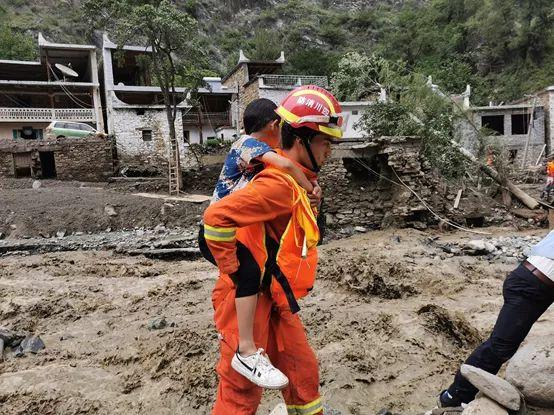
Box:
[287, 397, 323, 415]
[266, 305, 322, 415]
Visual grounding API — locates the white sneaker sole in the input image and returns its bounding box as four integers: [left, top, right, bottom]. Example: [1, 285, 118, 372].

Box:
[231, 355, 289, 390]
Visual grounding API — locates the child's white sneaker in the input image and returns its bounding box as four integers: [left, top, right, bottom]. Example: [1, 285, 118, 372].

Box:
[231, 348, 289, 389]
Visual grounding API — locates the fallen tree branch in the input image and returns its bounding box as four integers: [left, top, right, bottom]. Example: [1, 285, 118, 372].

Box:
[451, 140, 540, 210]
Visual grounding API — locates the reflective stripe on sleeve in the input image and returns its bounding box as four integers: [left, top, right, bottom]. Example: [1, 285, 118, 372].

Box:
[203, 224, 236, 242]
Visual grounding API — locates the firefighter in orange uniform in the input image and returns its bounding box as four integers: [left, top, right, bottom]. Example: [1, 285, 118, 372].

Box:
[203, 85, 343, 415]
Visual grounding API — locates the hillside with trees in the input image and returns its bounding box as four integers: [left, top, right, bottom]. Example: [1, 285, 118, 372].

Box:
[1, 0, 553, 104]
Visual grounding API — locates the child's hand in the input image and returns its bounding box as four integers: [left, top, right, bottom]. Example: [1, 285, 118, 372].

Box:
[308, 183, 322, 208]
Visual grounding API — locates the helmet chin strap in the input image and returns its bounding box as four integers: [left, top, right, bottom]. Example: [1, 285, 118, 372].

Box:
[300, 136, 320, 173]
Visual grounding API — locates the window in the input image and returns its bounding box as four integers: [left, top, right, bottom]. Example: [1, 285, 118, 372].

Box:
[481, 115, 504, 135]
[79, 123, 96, 132]
[183, 130, 190, 143]
[142, 129, 152, 141]
[508, 149, 518, 164]
[13, 128, 42, 140]
[351, 110, 359, 115]
[511, 113, 530, 135]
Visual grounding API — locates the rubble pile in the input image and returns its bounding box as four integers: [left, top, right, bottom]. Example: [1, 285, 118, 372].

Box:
[319, 137, 532, 237]
[0, 226, 200, 258]
[435, 235, 543, 260]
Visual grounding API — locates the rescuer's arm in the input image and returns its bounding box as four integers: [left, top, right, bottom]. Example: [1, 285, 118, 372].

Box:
[203, 173, 293, 275]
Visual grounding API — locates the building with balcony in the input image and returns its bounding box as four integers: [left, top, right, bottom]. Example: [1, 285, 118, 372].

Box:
[0, 33, 106, 179]
[221, 50, 331, 131]
[100, 34, 235, 172]
[0, 33, 103, 139]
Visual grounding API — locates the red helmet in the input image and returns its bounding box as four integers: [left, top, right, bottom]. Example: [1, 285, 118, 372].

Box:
[276, 85, 343, 139]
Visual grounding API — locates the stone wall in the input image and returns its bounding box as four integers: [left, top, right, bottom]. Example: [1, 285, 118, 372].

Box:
[222, 64, 249, 130]
[537, 88, 554, 155]
[0, 136, 114, 182]
[54, 139, 113, 181]
[320, 137, 439, 231]
[0, 151, 12, 176]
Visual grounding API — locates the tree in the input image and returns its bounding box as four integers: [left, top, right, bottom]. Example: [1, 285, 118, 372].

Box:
[341, 55, 472, 178]
[0, 25, 36, 60]
[83, 0, 207, 192]
[330, 52, 388, 101]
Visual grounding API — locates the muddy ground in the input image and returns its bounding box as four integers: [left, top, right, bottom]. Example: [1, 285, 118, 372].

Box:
[1, 222, 553, 414]
[0, 178, 207, 239]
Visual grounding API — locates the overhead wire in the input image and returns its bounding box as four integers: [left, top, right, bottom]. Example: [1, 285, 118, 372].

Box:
[1, 92, 29, 107]
[47, 63, 93, 108]
[349, 155, 492, 235]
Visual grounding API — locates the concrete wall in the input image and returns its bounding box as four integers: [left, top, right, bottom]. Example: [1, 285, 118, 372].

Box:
[340, 102, 371, 140]
[0, 122, 50, 140]
[459, 106, 546, 166]
[258, 87, 288, 106]
[111, 107, 186, 170]
[537, 88, 554, 155]
[0, 136, 113, 181]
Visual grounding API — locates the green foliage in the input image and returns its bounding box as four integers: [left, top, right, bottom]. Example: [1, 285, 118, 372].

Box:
[354, 58, 472, 178]
[0, 25, 36, 60]
[2, 0, 554, 105]
[330, 52, 389, 101]
[245, 29, 283, 61]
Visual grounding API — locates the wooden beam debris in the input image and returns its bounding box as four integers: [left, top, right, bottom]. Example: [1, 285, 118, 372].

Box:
[451, 140, 540, 210]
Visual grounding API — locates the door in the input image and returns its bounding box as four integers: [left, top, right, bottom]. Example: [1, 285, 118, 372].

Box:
[39, 151, 57, 178]
[13, 152, 32, 177]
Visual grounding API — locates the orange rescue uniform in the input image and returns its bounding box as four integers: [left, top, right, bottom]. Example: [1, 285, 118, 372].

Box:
[204, 158, 323, 415]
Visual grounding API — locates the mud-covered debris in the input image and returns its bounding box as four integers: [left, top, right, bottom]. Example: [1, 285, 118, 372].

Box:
[417, 304, 482, 348]
[323, 404, 344, 415]
[463, 240, 497, 255]
[104, 205, 117, 217]
[14, 335, 45, 356]
[148, 317, 168, 330]
[127, 247, 201, 260]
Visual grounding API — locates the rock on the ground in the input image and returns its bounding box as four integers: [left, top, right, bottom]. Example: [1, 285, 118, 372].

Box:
[148, 317, 167, 330]
[354, 226, 367, 233]
[506, 335, 554, 407]
[104, 205, 118, 217]
[460, 364, 520, 410]
[461, 395, 508, 415]
[15, 335, 45, 356]
[463, 240, 497, 255]
[269, 403, 287, 415]
[32, 180, 41, 189]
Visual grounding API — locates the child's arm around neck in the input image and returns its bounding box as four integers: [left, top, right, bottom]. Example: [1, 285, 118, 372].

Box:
[260, 151, 314, 193]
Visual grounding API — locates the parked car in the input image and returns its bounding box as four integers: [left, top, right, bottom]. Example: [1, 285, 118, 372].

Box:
[45, 121, 106, 139]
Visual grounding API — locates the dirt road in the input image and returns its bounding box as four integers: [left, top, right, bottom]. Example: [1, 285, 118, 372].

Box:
[1, 226, 552, 414]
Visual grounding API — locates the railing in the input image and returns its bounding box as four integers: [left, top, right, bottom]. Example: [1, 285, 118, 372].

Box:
[259, 74, 329, 88]
[0, 107, 95, 122]
[183, 111, 230, 127]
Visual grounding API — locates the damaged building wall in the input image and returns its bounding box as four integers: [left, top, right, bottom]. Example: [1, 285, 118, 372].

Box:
[111, 107, 187, 172]
[319, 137, 439, 231]
[0, 136, 113, 181]
[459, 105, 546, 166]
[536, 87, 554, 155]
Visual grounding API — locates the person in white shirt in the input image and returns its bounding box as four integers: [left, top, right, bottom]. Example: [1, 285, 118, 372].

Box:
[438, 231, 554, 408]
